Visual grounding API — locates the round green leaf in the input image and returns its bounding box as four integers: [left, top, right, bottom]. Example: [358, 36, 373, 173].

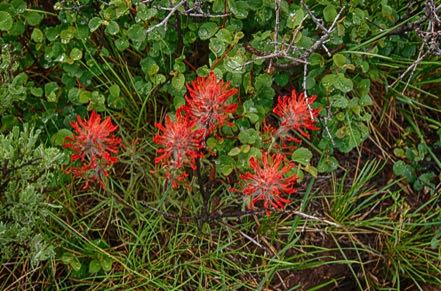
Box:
[218, 155, 235, 176]
[209, 38, 226, 56]
[101, 257, 113, 272]
[171, 73, 185, 90]
[30, 87, 43, 97]
[292, 147, 313, 166]
[88, 17, 102, 32]
[323, 5, 337, 23]
[31, 28, 44, 43]
[331, 95, 348, 108]
[198, 22, 219, 40]
[69, 48, 83, 61]
[115, 38, 129, 51]
[105, 20, 120, 35]
[51, 129, 73, 146]
[128, 24, 145, 42]
[109, 84, 120, 98]
[44, 82, 59, 103]
[24, 11, 44, 26]
[334, 73, 353, 93]
[0, 11, 13, 32]
[228, 0, 249, 19]
[318, 156, 339, 173]
[228, 147, 241, 156]
[89, 259, 101, 273]
[333, 54, 347, 67]
[393, 160, 416, 183]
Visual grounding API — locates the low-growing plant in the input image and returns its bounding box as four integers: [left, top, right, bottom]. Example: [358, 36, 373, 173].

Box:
[0, 125, 64, 265]
[64, 111, 122, 189]
[152, 72, 320, 216]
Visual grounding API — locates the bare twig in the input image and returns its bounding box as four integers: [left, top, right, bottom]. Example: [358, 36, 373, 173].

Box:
[157, 2, 230, 18]
[388, 0, 441, 89]
[301, 0, 328, 33]
[268, 0, 282, 71]
[145, 0, 186, 34]
[141, 201, 341, 228]
[301, 5, 345, 59]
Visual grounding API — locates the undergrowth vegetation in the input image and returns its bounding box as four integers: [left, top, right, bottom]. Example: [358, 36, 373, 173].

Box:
[0, 0, 440, 290]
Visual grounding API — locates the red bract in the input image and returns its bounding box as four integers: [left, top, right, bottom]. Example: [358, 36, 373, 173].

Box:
[240, 152, 297, 216]
[273, 89, 320, 143]
[64, 111, 121, 189]
[184, 72, 238, 135]
[153, 108, 204, 188]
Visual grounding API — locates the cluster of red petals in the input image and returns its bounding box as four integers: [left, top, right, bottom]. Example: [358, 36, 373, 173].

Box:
[240, 152, 297, 216]
[153, 108, 204, 188]
[273, 89, 320, 144]
[64, 111, 121, 189]
[184, 72, 238, 135]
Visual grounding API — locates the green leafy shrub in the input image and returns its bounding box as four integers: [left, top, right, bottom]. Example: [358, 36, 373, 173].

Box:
[0, 125, 64, 265]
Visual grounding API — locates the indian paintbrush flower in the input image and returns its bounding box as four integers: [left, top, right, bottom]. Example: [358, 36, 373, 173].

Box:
[184, 71, 238, 136]
[240, 152, 298, 216]
[64, 111, 121, 189]
[273, 89, 320, 145]
[153, 107, 205, 188]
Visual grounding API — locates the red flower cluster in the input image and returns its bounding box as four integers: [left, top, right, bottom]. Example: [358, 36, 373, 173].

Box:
[153, 72, 238, 187]
[64, 111, 121, 189]
[239, 89, 320, 215]
[153, 108, 204, 188]
[184, 71, 238, 136]
[273, 89, 320, 145]
[240, 152, 297, 216]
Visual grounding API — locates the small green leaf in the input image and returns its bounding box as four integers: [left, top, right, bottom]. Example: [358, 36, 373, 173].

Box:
[44, 82, 59, 103]
[105, 20, 120, 35]
[30, 87, 43, 97]
[69, 48, 83, 61]
[218, 155, 235, 176]
[0, 11, 13, 32]
[109, 84, 120, 97]
[138, 6, 158, 21]
[287, 8, 305, 29]
[128, 24, 145, 42]
[323, 5, 337, 23]
[24, 11, 44, 26]
[89, 259, 101, 273]
[115, 38, 129, 51]
[318, 156, 339, 173]
[292, 147, 313, 166]
[228, 147, 241, 156]
[171, 73, 185, 90]
[79, 90, 92, 104]
[239, 128, 259, 144]
[228, 0, 249, 19]
[309, 53, 324, 67]
[359, 94, 373, 106]
[331, 94, 348, 108]
[51, 129, 73, 146]
[304, 164, 318, 178]
[31, 28, 44, 43]
[321, 74, 336, 89]
[209, 38, 226, 56]
[393, 160, 416, 183]
[88, 17, 102, 32]
[198, 22, 219, 40]
[334, 73, 353, 93]
[333, 53, 346, 67]
[100, 257, 113, 272]
[207, 137, 217, 150]
[108, 84, 125, 109]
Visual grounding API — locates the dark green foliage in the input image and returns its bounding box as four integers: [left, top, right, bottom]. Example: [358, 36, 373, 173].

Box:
[0, 0, 440, 289]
